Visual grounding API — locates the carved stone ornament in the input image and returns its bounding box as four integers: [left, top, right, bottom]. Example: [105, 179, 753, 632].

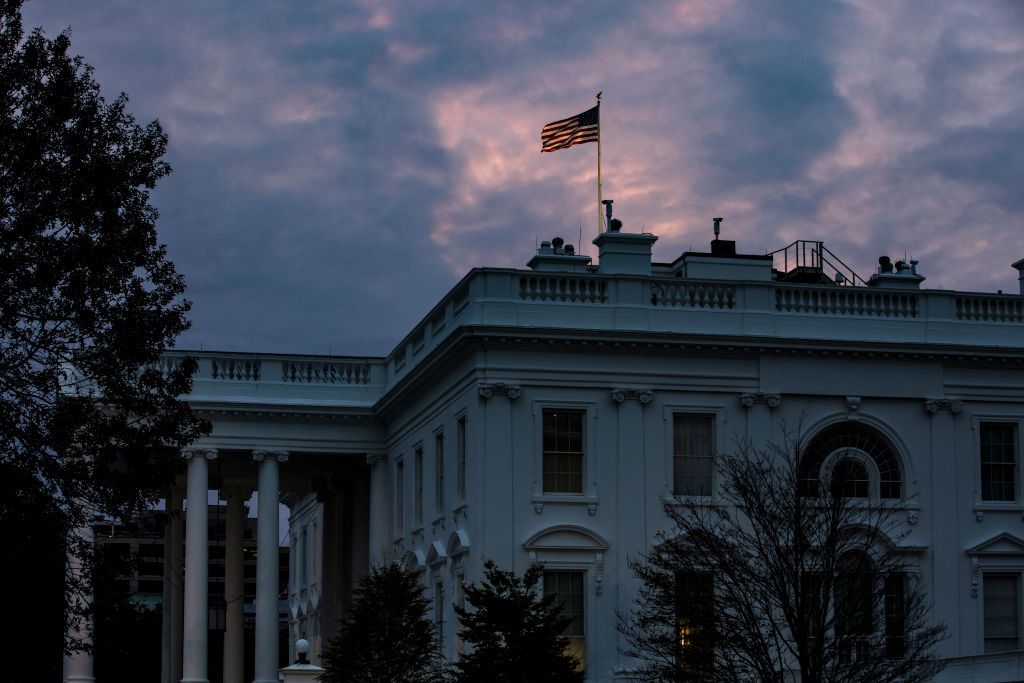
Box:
[477, 383, 522, 400]
[925, 398, 963, 415]
[587, 503, 598, 516]
[533, 502, 544, 514]
[595, 552, 605, 596]
[846, 396, 861, 413]
[739, 393, 782, 408]
[971, 557, 980, 598]
[252, 449, 289, 463]
[907, 509, 919, 525]
[975, 510, 985, 523]
[611, 388, 653, 404]
[182, 447, 218, 461]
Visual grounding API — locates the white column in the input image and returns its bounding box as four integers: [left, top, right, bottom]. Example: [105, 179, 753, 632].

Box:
[182, 448, 217, 683]
[223, 486, 248, 683]
[64, 515, 95, 683]
[253, 450, 288, 683]
[162, 485, 184, 683]
[366, 453, 388, 564]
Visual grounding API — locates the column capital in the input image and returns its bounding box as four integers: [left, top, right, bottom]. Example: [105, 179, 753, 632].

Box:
[252, 449, 289, 463]
[366, 453, 386, 466]
[183, 447, 218, 460]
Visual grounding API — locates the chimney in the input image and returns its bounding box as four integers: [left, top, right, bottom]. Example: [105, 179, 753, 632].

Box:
[591, 201, 657, 275]
[1013, 258, 1024, 295]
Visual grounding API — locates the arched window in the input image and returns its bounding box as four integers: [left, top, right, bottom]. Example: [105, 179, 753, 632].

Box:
[798, 423, 903, 499]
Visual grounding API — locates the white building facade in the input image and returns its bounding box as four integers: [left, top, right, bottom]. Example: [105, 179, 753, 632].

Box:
[70, 222, 1024, 683]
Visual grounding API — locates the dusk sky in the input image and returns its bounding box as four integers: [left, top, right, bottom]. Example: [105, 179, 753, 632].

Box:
[22, 1, 1024, 357]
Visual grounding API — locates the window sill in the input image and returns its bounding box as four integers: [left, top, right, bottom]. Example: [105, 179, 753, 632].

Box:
[532, 494, 598, 505]
[974, 503, 1024, 511]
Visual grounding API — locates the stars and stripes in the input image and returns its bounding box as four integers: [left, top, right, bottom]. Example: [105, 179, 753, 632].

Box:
[541, 105, 599, 152]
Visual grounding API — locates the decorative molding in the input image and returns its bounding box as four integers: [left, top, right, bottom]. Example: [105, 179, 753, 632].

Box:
[975, 510, 984, 522]
[924, 398, 962, 415]
[533, 502, 544, 514]
[610, 388, 653, 404]
[971, 557, 980, 598]
[587, 503, 598, 516]
[452, 503, 469, 522]
[182, 447, 218, 461]
[431, 515, 446, 534]
[595, 552, 605, 596]
[477, 382, 522, 400]
[366, 453, 386, 466]
[846, 395, 861, 413]
[252, 449, 289, 463]
[739, 393, 781, 408]
[906, 509, 919, 525]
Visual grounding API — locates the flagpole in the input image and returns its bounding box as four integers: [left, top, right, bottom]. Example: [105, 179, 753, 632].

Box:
[596, 91, 603, 237]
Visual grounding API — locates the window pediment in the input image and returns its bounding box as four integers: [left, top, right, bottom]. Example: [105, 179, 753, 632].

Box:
[446, 529, 470, 557]
[523, 524, 609, 552]
[967, 533, 1024, 557]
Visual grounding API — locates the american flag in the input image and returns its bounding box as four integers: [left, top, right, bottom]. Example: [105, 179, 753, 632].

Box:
[541, 105, 599, 152]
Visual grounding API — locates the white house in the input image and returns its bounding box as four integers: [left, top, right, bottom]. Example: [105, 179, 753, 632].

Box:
[67, 213, 1024, 683]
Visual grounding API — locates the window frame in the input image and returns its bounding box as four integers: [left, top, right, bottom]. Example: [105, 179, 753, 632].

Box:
[434, 428, 446, 514]
[394, 454, 405, 537]
[978, 421, 1020, 504]
[413, 443, 424, 525]
[456, 412, 467, 502]
[664, 404, 725, 502]
[532, 400, 599, 504]
[983, 572, 1022, 654]
[542, 567, 589, 671]
[672, 412, 717, 498]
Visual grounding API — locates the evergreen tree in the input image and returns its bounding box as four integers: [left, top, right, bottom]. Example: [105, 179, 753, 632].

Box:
[453, 560, 586, 683]
[321, 562, 443, 683]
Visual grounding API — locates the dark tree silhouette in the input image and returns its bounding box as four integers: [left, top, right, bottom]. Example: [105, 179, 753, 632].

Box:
[453, 560, 586, 683]
[618, 431, 946, 683]
[0, 0, 206, 655]
[320, 563, 444, 683]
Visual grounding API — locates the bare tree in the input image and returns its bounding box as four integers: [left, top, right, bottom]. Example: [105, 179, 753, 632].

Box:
[618, 429, 946, 683]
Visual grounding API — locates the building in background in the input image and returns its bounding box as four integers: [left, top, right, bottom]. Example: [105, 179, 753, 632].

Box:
[123, 210, 1024, 683]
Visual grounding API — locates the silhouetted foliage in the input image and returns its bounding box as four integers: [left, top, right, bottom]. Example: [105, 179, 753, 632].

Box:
[320, 562, 443, 683]
[0, 0, 207, 655]
[453, 559, 586, 683]
[619, 430, 946, 683]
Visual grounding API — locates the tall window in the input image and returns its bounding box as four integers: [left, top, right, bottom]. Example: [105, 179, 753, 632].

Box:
[544, 571, 585, 668]
[543, 409, 584, 493]
[984, 573, 1020, 653]
[435, 581, 445, 650]
[836, 551, 873, 663]
[435, 431, 445, 513]
[884, 573, 907, 658]
[981, 423, 1017, 502]
[674, 414, 714, 496]
[675, 572, 714, 677]
[395, 457, 405, 534]
[414, 446, 424, 523]
[457, 416, 467, 500]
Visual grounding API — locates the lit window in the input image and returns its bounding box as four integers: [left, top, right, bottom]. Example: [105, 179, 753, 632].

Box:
[981, 423, 1017, 502]
[673, 414, 714, 496]
[543, 410, 584, 493]
[984, 573, 1020, 653]
[675, 572, 714, 677]
[544, 571, 585, 668]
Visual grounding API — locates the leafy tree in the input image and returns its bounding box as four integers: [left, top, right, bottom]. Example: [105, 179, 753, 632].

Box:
[0, 0, 206, 655]
[320, 562, 443, 683]
[618, 431, 946, 683]
[453, 559, 586, 683]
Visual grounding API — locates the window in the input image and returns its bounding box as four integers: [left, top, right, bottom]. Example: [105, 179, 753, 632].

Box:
[798, 423, 903, 499]
[830, 459, 870, 499]
[454, 573, 466, 657]
[836, 551, 873, 663]
[673, 414, 714, 496]
[544, 571, 585, 668]
[984, 573, 1020, 653]
[981, 423, 1017, 502]
[414, 446, 424, 523]
[675, 572, 714, 677]
[435, 432, 445, 513]
[395, 457, 405, 534]
[457, 416, 467, 500]
[543, 410, 584, 493]
[884, 573, 907, 658]
[435, 581, 445, 650]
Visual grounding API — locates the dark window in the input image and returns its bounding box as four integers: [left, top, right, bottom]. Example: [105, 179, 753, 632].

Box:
[673, 414, 714, 496]
[396, 457, 405, 534]
[544, 571, 585, 668]
[457, 417, 467, 500]
[414, 446, 424, 522]
[885, 573, 907, 658]
[981, 423, 1017, 502]
[830, 459, 870, 499]
[799, 423, 902, 499]
[836, 552, 873, 663]
[984, 573, 1020, 653]
[435, 432, 445, 513]
[543, 410, 584, 493]
[675, 572, 715, 678]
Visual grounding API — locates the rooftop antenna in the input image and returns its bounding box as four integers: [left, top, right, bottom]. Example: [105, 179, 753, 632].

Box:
[713, 217, 724, 239]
